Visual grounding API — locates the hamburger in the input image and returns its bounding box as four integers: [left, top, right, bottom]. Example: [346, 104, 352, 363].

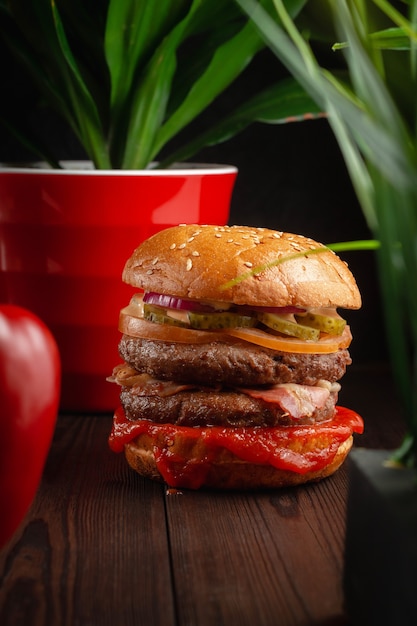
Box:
[108, 224, 363, 490]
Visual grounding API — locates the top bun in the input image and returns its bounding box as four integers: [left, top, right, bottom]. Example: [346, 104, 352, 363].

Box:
[123, 224, 361, 309]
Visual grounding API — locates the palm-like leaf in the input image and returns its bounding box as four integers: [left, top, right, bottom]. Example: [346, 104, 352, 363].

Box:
[0, 0, 322, 168]
[237, 0, 417, 466]
[158, 77, 325, 166]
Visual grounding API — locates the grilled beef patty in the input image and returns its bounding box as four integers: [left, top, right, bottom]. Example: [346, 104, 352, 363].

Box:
[120, 386, 339, 428]
[119, 335, 351, 388]
[116, 335, 348, 428]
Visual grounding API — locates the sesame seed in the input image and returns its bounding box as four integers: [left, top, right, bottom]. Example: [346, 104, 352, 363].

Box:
[192, 251, 200, 257]
[186, 258, 193, 271]
[215, 233, 222, 238]
[152, 257, 159, 265]
[170, 243, 176, 250]
[146, 269, 153, 275]
[178, 243, 186, 249]
[227, 238, 234, 243]
[244, 261, 253, 268]
[187, 237, 195, 243]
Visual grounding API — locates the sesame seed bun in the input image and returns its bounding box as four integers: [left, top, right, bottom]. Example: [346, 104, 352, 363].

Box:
[123, 224, 361, 309]
[108, 224, 364, 491]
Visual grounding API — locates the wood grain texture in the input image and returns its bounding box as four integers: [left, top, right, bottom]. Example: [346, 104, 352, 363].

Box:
[0, 417, 175, 626]
[165, 472, 348, 626]
[0, 365, 405, 626]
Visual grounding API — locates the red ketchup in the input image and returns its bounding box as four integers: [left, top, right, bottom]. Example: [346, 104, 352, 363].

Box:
[109, 406, 364, 489]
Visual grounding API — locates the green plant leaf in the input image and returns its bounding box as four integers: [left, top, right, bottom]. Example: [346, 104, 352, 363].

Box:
[50, 1, 110, 167]
[1, 0, 316, 168]
[372, 0, 417, 42]
[119, 0, 203, 169]
[370, 167, 417, 438]
[151, 0, 308, 162]
[220, 239, 379, 291]
[105, 1, 189, 115]
[165, 3, 248, 117]
[237, 0, 415, 189]
[159, 77, 325, 166]
[1, 1, 111, 167]
[334, 27, 412, 51]
[237, 0, 417, 464]
[149, 19, 265, 164]
[327, 240, 380, 253]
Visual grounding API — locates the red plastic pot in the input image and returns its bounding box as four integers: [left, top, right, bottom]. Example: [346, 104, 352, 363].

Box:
[0, 162, 237, 411]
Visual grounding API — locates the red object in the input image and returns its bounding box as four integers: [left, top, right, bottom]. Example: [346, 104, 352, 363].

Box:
[0, 305, 60, 547]
[0, 163, 237, 410]
[109, 406, 364, 490]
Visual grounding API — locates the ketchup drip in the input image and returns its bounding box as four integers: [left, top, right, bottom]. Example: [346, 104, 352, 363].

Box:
[109, 407, 364, 489]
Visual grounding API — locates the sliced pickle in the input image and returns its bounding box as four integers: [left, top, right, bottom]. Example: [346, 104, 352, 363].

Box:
[143, 304, 189, 328]
[257, 312, 320, 341]
[295, 311, 346, 335]
[188, 311, 256, 330]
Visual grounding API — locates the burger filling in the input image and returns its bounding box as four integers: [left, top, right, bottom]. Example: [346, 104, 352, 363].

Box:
[113, 339, 349, 427]
[109, 292, 353, 427]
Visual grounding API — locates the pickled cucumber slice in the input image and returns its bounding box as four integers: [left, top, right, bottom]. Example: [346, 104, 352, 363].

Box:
[144, 304, 189, 328]
[188, 311, 256, 329]
[295, 311, 346, 335]
[257, 312, 320, 340]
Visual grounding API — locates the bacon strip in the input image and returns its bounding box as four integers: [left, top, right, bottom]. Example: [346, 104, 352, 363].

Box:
[238, 383, 330, 419]
[108, 365, 194, 397]
[110, 363, 331, 417]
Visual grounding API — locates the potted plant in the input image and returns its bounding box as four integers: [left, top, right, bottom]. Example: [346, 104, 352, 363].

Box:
[237, 0, 417, 622]
[0, 0, 321, 411]
[0, 0, 321, 169]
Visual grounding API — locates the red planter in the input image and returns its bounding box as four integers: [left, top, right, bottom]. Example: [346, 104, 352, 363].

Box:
[0, 162, 237, 411]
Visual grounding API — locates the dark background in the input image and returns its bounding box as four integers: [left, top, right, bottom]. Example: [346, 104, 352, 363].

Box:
[0, 47, 384, 364]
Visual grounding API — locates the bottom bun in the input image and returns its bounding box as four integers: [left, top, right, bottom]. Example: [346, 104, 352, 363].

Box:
[124, 435, 353, 490]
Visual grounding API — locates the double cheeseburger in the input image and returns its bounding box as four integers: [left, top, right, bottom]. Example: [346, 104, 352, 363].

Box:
[108, 224, 364, 490]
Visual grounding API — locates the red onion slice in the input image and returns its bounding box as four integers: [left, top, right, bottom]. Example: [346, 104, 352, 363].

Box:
[143, 292, 219, 312]
[143, 292, 306, 315]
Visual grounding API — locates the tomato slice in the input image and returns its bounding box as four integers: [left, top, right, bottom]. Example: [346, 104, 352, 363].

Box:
[119, 306, 234, 344]
[224, 325, 352, 354]
[119, 299, 352, 354]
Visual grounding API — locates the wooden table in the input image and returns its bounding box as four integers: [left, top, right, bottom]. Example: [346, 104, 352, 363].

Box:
[0, 364, 405, 626]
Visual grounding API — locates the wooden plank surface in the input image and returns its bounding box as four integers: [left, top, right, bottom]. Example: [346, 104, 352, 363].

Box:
[0, 417, 176, 626]
[166, 472, 349, 626]
[0, 364, 406, 626]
